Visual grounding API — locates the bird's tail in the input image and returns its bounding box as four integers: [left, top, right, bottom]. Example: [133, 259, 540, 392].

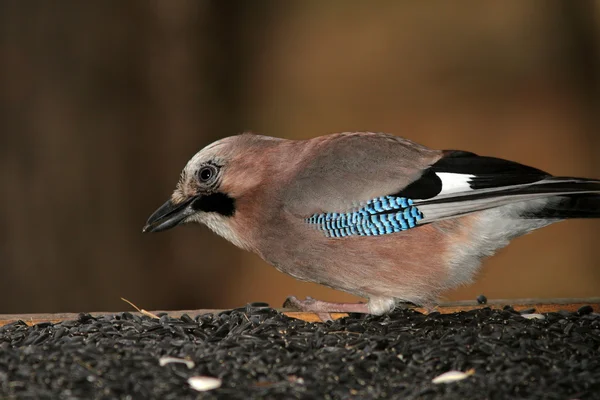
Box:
[521, 192, 600, 219]
[414, 176, 600, 224]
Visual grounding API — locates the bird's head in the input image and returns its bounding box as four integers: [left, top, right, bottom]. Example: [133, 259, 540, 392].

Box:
[142, 134, 283, 247]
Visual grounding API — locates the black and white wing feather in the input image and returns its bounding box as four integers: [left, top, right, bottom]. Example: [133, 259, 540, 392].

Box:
[396, 151, 600, 223]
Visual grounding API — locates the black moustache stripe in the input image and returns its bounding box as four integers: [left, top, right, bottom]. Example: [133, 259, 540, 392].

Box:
[191, 192, 236, 217]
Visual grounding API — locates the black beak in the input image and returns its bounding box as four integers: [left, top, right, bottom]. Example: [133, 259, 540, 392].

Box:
[143, 198, 194, 233]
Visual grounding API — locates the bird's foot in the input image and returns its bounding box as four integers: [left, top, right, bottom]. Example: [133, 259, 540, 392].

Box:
[283, 296, 370, 322]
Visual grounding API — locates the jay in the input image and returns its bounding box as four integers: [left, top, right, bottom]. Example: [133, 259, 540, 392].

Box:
[143, 132, 600, 316]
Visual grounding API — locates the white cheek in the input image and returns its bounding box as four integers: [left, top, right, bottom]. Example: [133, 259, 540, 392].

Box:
[186, 213, 251, 251]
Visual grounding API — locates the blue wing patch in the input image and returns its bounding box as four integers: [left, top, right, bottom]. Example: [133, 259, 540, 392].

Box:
[305, 196, 424, 238]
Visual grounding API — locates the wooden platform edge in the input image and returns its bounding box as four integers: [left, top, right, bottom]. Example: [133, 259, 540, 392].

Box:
[1, 298, 599, 326]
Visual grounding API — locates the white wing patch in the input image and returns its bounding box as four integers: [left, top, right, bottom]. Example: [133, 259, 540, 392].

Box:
[436, 172, 474, 195]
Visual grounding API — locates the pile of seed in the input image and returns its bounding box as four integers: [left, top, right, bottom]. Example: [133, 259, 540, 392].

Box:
[1, 304, 599, 399]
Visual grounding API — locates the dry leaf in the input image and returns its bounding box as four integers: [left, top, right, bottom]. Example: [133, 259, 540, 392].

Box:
[158, 356, 194, 369]
[120, 297, 159, 319]
[520, 313, 546, 320]
[432, 369, 475, 384]
[188, 376, 222, 392]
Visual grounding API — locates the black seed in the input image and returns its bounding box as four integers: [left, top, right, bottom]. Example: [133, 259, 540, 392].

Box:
[476, 295, 488, 305]
[577, 305, 594, 315]
[179, 314, 194, 324]
[564, 322, 575, 335]
[249, 302, 270, 308]
[1, 307, 599, 398]
[520, 307, 537, 314]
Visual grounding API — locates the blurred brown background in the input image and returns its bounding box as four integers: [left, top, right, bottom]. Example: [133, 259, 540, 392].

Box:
[1, 1, 599, 314]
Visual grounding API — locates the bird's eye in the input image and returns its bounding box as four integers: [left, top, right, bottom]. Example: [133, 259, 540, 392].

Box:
[198, 165, 217, 182]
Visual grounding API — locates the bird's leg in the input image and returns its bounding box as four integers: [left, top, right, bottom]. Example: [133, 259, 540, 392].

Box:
[283, 296, 370, 313]
[283, 296, 370, 321]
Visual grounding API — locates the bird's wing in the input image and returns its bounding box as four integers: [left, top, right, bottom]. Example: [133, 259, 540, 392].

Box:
[407, 150, 600, 223]
[283, 136, 600, 237]
[282, 132, 442, 216]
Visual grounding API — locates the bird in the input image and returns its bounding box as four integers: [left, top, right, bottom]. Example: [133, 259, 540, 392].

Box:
[143, 132, 600, 318]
